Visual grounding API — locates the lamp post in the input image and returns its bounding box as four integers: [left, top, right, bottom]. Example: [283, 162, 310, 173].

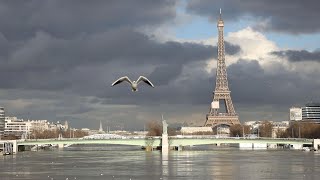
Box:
[299, 125, 301, 138]
[242, 125, 245, 137]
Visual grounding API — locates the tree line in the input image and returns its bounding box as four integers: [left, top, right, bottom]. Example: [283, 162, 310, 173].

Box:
[146, 120, 176, 136]
[31, 129, 88, 139]
[229, 121, 320, 138]
[276, 122, 320, 138]
[1, 129, 88, 140]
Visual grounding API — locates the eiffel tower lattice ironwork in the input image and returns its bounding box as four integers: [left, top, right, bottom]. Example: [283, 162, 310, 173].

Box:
[204, 9, 240, 127]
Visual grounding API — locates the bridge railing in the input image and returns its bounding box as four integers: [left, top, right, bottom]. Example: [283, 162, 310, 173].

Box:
[16, 136, 313, 142]
[17, 136, 162, 142]
[169, 135, 313, 142]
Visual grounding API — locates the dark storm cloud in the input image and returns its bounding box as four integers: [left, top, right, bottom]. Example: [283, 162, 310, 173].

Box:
[149, 64, 182, 86]
[0, 0, 177, 40]
[3, 0, 314, 127]
[0, 27, 240, 91]
[228, 60, 320, 105]
[110, 59, 320, 107]
[271, 50, 320, 62]
[224, 41, 241, 55]
[0, 0, 242, 94]
[186, 0, 320, 34]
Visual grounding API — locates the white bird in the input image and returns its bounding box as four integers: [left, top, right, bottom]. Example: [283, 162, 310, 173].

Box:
[111, 76, 154, 91]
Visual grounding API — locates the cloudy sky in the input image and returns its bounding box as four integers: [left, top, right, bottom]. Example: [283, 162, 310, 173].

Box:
[0, 0, 320, 130]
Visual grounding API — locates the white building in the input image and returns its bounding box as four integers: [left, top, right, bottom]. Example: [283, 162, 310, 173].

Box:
[244, 121, 258, 126]
[29, 119, 50, 131]
[48, 121, 69, 131]
[0, 107, 5, 136]
[180, 127, 213, 134]
[4, 116, 69, 138]
[5, 117, 32, 137]
[290, 107, 302, 121]
[301, 103, 320, 123]
[272, 121, 289, 138]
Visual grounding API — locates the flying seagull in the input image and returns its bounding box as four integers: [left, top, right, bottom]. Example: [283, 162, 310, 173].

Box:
[111, 76, 154, 91]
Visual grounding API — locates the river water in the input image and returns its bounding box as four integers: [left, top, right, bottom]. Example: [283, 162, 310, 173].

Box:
[1, 146, 320, 180]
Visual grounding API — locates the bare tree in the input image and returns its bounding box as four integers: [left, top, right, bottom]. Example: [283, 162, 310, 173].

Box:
[146, 120, 162, 136]
[30, 129, 88, 139]
[259, 121, 273, 137]
[1, 134, 19, 140]
[229, 124, 251, 137]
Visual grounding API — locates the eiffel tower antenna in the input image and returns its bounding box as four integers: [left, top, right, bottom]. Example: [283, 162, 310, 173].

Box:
[204, 9, 240, 127]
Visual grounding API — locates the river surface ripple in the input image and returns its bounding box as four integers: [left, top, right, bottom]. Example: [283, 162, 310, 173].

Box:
[1, 147, 320, 180]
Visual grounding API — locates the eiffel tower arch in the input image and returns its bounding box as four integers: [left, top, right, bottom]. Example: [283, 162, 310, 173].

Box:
[204, 9, 240, 127]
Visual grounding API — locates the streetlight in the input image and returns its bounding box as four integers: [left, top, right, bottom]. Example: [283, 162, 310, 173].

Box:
[242, 125, 245, 138]
[298, 124, 301, 138]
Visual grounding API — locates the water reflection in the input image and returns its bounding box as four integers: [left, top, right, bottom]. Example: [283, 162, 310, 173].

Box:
[161, 153, 169, 179]
[1, 147, 320, 180]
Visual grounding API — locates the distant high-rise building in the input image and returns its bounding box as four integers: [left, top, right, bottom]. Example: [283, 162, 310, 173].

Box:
[302, 103, 320, 123]
[0, 107, 5, 136]
[289, 107, 302, 121]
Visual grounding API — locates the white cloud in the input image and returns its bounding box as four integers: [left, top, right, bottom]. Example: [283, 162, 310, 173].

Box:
[226, 27, 277, 61]
[157, 26, 284, 73]
[203, 27, 298, 75]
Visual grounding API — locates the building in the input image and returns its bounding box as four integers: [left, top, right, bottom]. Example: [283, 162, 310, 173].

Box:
[272, 121, 289, 138]
[302, 103, 320, 123]
[4, 117, 32, 138]
[4, 117, 51, 138]
[29, 120, 50, 131]
[180, 127, 213, 134]
[4, 116, 69, 138]
[0, 107, 5, 136]
[289, 107, 302, 121]
[48, 121, 69, 131]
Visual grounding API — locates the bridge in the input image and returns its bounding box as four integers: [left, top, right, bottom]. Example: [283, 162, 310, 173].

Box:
[16, 136, 316, 150]
[2, 136, 317, 154]
[16, 136, 313, 146]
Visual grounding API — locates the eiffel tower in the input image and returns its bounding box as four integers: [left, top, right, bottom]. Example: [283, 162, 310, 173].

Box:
[204, 9, 240, 127]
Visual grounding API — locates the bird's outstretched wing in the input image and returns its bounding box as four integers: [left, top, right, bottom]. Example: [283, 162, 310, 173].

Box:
[136, 76, 154, 87]
[111, 76, 132, 86]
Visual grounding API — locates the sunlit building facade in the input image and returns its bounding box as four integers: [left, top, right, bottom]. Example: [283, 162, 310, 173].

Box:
[302, 103, 320, 123]
[0, 107, 5, 136]
[289, 107, 302, 121]
[4, 116, 69, 138]
[5, 117, 32, 137]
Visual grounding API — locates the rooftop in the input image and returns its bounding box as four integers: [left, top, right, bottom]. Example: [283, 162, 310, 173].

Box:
[306, 103, 320, 107]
